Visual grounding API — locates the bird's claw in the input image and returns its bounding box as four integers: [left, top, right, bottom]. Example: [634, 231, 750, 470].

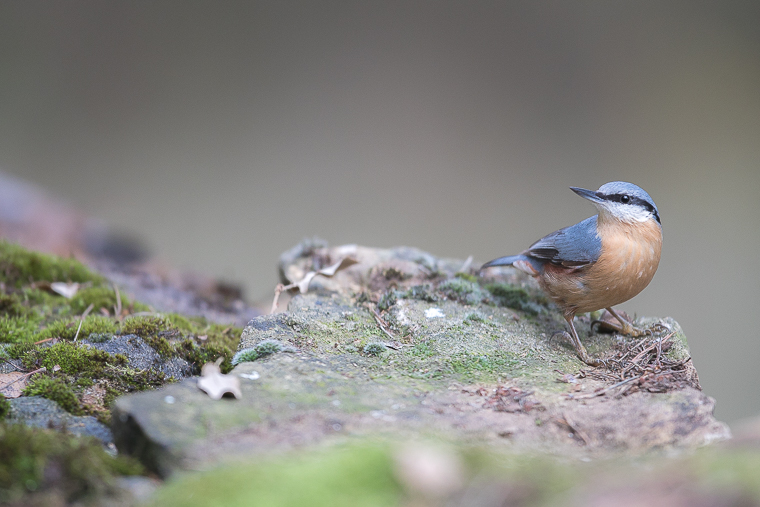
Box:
[556, 330, 604, 367]
[591, 317, 668, 338]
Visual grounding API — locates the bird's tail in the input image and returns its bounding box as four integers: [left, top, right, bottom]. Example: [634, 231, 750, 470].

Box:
[480, 255, 524, 269]
[480, 254, 541, 276]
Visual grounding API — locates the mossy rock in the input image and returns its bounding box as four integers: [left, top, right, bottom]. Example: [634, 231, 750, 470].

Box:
[0, 242, 242, 425]
[0, 422, 142, 505]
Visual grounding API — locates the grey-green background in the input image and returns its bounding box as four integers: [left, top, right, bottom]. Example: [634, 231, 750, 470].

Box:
[2, 2, 758, 426]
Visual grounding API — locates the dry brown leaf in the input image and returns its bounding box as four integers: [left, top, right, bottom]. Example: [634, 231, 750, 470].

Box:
[0, 372, 28, 398]
[50, 282, 80, 299]
[197, 359, 241, 400]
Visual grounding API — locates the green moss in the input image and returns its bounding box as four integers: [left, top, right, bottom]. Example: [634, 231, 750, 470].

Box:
[463, 312, 487, 324]
[0, 423, 143, 505]
[147, 443, 401, 507]
[438, 278, 489, 305]
[5, 342, 35, 360]
[121, 315, 168, 337]
[0, 315, 41, 344]
[20, 341, 126, 376]
[0, 242, 243, 419]
[484, 282, 545, 315]
[448, 351, 520, 381]
[0, 240, 102, 288]
[377, 290, 398, 312]
[163, 313, 197, 332]
[402, 285, 438, 303]
[75, 377, 94, 388]
[17, 287, 66, 318]
[455, 272, 478, 283]
[231, 338, 298, 365]
[363, 342, 387, 356]
[86, 332, 113, 343]
[0, 397, 10, 419]
[34, 315, 118, 342]
[141, 333, 173, 357]
[69, 286, 129, 315]
[410, 341, 436, 358]
[23, 376, 83, 415]
[175, 339, 234, 373]
[105, 365, 166, 392]
[120, 314, 240, 373]
[232, 347, 259, 365]
[0, 293, 30, 317]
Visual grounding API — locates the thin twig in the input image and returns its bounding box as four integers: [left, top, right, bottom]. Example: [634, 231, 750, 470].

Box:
[271, 283, 289, 314]
[562, 411, 591, 445]
[73, 303, 94, 342]
[371, 308, 396, 341]
[113, 283, 122, 319]
[568, 376, 641, 400]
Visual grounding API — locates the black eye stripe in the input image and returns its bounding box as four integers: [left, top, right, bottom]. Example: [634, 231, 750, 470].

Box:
[600, 193, 661, 224]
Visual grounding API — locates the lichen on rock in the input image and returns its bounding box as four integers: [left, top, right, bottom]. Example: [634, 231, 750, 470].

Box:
[112, 241, 729, 479]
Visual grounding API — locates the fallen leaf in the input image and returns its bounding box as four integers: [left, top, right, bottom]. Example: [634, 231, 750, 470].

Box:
[50, 282, 80, 299]
[0, 372, 28, 399]
[197, 359, 241, 400]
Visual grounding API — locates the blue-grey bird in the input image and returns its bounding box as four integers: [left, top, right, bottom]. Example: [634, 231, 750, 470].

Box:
[481, 181, 662, 366]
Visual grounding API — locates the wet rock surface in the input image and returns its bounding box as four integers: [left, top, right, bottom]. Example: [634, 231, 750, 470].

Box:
[113, 243, 730, 477]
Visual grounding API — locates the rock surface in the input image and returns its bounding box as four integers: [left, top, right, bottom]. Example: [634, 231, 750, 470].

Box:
[82, 334, 193, 380]
[113, 243, 730, 477]
[8, 396, 114, 445]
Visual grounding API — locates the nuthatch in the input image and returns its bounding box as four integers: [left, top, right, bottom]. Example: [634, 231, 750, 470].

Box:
[481, 181, 662, 366]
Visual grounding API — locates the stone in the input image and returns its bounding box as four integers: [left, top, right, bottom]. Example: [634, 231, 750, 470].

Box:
[82, 334, 193, 380]
[112, 243, 730, 477]
[8, 396, 113, 445]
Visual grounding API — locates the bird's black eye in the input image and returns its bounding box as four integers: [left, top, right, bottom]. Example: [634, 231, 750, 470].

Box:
[621, 194, 630, 203]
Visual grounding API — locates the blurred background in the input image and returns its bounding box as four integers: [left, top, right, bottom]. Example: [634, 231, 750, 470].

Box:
[1, 2, 758, 426]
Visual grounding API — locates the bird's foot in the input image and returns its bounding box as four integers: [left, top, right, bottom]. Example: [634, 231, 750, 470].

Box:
[554, 330, 604, 367]
[591, 309, 668, 337]
[592, 318, 669, 338]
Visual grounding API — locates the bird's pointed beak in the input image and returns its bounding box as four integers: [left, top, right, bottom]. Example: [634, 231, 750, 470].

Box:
[570, 186, 605, 204]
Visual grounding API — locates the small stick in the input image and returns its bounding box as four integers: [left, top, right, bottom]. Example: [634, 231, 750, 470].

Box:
[73, 303, 95, 342]
[271, 283, 287, 314]
[568, 375, 641, 400]
[371, 308, 396, 341]
[113, 283, 122, 319]
[562, 411, 591, 445]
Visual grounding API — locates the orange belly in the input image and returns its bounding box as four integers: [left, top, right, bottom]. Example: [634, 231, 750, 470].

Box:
[539, 219, 662, 315]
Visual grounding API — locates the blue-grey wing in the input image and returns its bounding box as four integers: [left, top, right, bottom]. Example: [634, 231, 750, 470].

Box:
[527, 216, 601, 267]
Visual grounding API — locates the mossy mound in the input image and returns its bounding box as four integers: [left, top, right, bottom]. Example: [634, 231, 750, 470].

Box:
[0, 241, 101, 289]
[0, 241, 242, 424]
[0, 423, 143, 505]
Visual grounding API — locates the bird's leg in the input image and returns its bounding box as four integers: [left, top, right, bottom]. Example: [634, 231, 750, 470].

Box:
[564, 313, 602, 367]
[601, 307, 647, 337]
